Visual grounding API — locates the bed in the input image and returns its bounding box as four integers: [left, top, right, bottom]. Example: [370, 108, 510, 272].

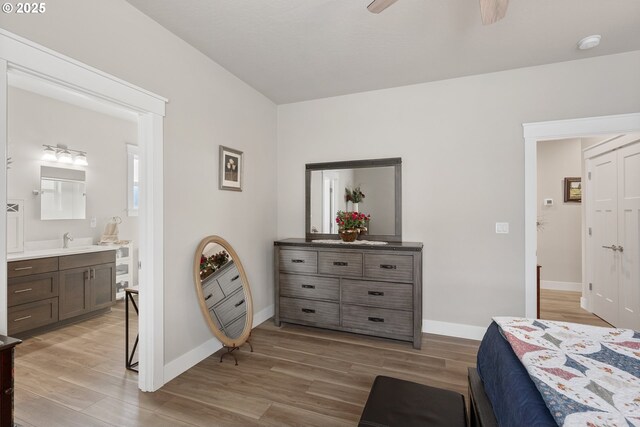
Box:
[468, 319, 640, 427]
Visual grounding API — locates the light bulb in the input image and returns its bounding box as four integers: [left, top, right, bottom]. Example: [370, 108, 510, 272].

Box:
[74, 153, 88, 166]
[58, 149, 73, 163]
[42, 146, 57, 161]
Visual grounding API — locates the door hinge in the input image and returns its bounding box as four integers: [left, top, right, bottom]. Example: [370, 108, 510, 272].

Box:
[588, 171, 592, 180]
[589, 283, 593, 291]
[138, 261, 142, 270]
[588, 227, 592, 236]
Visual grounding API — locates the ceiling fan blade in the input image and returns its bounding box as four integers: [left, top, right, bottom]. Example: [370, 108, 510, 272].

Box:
[479, 0, 508, 25]
[367, 0, 399, 14]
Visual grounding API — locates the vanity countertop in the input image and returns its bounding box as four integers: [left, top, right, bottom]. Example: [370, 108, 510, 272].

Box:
[7, 245, 117, 262]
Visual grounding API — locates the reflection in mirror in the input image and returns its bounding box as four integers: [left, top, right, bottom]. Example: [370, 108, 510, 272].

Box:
[306, 158, 402, 242]
[310, 166, 395, 235]
[194, 236, 253, 364]
[40, 166, 86, 220]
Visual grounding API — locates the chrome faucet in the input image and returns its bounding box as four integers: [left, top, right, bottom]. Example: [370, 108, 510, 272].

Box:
[63, 232, 74, 248]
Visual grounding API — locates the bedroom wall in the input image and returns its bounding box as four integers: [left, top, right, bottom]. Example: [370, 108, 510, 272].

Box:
[0, 0, 278, 374]
[536, 138, 582, 288]
[277, 50, 640, 337]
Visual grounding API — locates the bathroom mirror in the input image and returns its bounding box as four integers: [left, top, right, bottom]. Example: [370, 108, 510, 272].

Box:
[306, 157, 402, 242]
[40, 166, 86, 220]
[194, 236, 253, 351]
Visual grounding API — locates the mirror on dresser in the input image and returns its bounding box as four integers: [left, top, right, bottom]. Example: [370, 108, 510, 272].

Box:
[306, 157, 401, 242]
[193, 236, 253, 364]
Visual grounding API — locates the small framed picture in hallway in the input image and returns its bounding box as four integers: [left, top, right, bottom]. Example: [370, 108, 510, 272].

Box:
[219, 145, 243, 191]
[564, 177, 581, 203]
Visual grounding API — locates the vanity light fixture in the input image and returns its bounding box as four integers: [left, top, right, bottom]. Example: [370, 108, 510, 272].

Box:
[42, 144, 88, 166]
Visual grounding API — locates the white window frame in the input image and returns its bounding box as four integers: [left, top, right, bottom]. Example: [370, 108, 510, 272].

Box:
[127, 143, 139, 217]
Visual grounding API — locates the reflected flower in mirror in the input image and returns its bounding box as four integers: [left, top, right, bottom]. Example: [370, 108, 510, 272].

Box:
[199, 250, 230, 279]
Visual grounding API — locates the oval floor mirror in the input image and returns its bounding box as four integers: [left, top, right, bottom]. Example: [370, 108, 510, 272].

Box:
[194, 236, 253, 364]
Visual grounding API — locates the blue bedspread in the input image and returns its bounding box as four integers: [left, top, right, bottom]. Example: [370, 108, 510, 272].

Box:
[477, 322, 557, 427]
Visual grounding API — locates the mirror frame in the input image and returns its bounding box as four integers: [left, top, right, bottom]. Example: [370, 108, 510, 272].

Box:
[193, 235, 254, 348]
[305, 157, 402, 242]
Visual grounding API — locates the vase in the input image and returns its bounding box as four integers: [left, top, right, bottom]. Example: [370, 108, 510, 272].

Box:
[339, 229, 359, 242]
[353, 202, 359, 212]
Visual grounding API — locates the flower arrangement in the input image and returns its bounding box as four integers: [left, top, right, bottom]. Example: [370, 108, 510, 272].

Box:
[199, 250, 230, 279]
[345, 186, 365, 204]
[335, 210, 370, 231]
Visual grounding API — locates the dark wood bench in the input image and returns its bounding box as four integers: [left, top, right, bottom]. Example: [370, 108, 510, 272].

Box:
[358, 376, 467, 427]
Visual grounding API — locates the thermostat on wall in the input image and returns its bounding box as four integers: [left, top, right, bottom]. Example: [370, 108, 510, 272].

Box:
[544, 198, 553, 206]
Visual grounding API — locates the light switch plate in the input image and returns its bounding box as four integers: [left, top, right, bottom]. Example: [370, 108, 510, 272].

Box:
[544, 198, 553, 206]
[90, 217, 97, 228]
[496, 222, 509, 234]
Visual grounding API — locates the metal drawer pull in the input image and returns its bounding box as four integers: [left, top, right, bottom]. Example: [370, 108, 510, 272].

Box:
[368, 291, 384, 296]
[368, 317, 385, 323]
[14, 288, 33, 294]
[234, 299, 245, 308]
[205, 294, 213, 301]
[301, 284, 316, 289]
[231, 275, 240, 281]
[380, 264, 397, 270]
[301, 308, 316, 314]
[14, 266, 33, 271]
[333, 261, 348, 266]
[291, 259, 305, 263]
[14, 315, 32, 322]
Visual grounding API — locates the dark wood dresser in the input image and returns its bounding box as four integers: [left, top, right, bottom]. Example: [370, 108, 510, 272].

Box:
[0, 335, 21, 427]
[274, 239, 423, 349]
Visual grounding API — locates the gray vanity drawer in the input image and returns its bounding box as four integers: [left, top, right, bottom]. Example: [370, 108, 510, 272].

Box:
[8, 297, 59, 334]
[8, 272, 59, 307]
[217, 263, 242, 296]
[318, 252, 362, 276]
[223, 313, 246, 339]
[364, 254, 413, 282]
[342, 279, 412, 310]
[343, 304, 412, 337]
[280, 274, 339, 301]
[8, 257, 58, 279]
[214, 289, 247, 326]
[202, 276, 225, 307]
[279, 250, 318, 274]
[280, 297, 339, 327]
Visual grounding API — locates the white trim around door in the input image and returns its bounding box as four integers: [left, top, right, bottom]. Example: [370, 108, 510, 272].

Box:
[0, 29, 167, 392]
[522, 112, 640, 319]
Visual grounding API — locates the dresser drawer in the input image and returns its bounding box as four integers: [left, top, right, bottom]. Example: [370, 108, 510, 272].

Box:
[216, 263, 242, 296]
[8, 297, 59, 334]
[342, 304, 412, 337]
[223, 313, 246, 339]
[279, 250, 318, 274]
[214, 289, 248, 326]
[8, 257, 58, 278]
[342, 279, 412, 310]
[202, 275, 225, 308]
[318, 252, 362, 276]
[280, 297, 339, 327]
[364, 253, 413, 282]
[280, 274, 339, 301]
[8, 272, 59, 307]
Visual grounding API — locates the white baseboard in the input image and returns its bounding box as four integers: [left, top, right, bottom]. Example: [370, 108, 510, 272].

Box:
[163, 336, 222, 384]
[164, 304, 274, 384]
[422, 319, 488, 341]
[541, 280, 582, 292]
[580, 296, 588, 311]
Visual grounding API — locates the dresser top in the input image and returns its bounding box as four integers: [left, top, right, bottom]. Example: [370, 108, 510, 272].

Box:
[274, 238, 423, 252]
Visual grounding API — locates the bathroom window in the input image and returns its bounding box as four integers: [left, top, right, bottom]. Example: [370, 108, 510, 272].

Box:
[127, 144, 139, 217]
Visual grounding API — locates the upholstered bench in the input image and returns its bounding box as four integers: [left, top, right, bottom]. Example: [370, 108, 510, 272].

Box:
[358, 376, 467, 427]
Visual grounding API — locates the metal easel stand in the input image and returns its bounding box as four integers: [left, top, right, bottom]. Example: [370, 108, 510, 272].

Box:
[219, 335, 253, 366]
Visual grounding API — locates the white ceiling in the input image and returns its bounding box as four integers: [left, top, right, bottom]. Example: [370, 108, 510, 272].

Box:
[126, 0, 640, 104]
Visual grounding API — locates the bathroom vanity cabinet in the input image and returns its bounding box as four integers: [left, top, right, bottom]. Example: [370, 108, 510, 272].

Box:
[7, 250, 116, 335]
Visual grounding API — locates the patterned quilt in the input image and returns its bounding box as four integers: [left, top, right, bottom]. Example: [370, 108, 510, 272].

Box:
[493, 317, 640, 427]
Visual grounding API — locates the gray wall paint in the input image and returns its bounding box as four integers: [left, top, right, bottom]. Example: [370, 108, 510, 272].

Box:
[0, 0, 278, 364]
[536, 139, 582, 284]
[277, 50, 640, 329]
[352, 167, 395, 235]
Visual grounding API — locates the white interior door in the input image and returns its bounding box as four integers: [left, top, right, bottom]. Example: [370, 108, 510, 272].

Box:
[590, 150, 619, 325]
[617, 140, 640, 329]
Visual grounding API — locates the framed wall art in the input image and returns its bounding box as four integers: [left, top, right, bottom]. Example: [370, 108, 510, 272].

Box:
[564, 177, 581, 203]
[219, 145, 243, 191]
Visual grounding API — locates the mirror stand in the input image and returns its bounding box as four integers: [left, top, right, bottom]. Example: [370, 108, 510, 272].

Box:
[219, 335, 254, 365]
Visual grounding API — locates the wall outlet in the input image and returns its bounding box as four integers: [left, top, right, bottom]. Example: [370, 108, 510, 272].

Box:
[90, 217, 97, 228]
[495, 222, 509, 234]
[544, 198, 553, 206]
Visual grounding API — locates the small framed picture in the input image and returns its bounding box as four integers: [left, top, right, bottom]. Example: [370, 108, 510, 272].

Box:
[219, 145, 243, 191]
[564, 177, 581, 203]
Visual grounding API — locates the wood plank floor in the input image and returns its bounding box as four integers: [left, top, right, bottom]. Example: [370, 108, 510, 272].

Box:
[13, 302, 478, 427]
[13, 290, 606, 426]
[539, 289, 611, 327]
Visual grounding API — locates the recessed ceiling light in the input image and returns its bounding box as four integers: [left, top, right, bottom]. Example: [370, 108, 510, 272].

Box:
[577, 35, 601, 50]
